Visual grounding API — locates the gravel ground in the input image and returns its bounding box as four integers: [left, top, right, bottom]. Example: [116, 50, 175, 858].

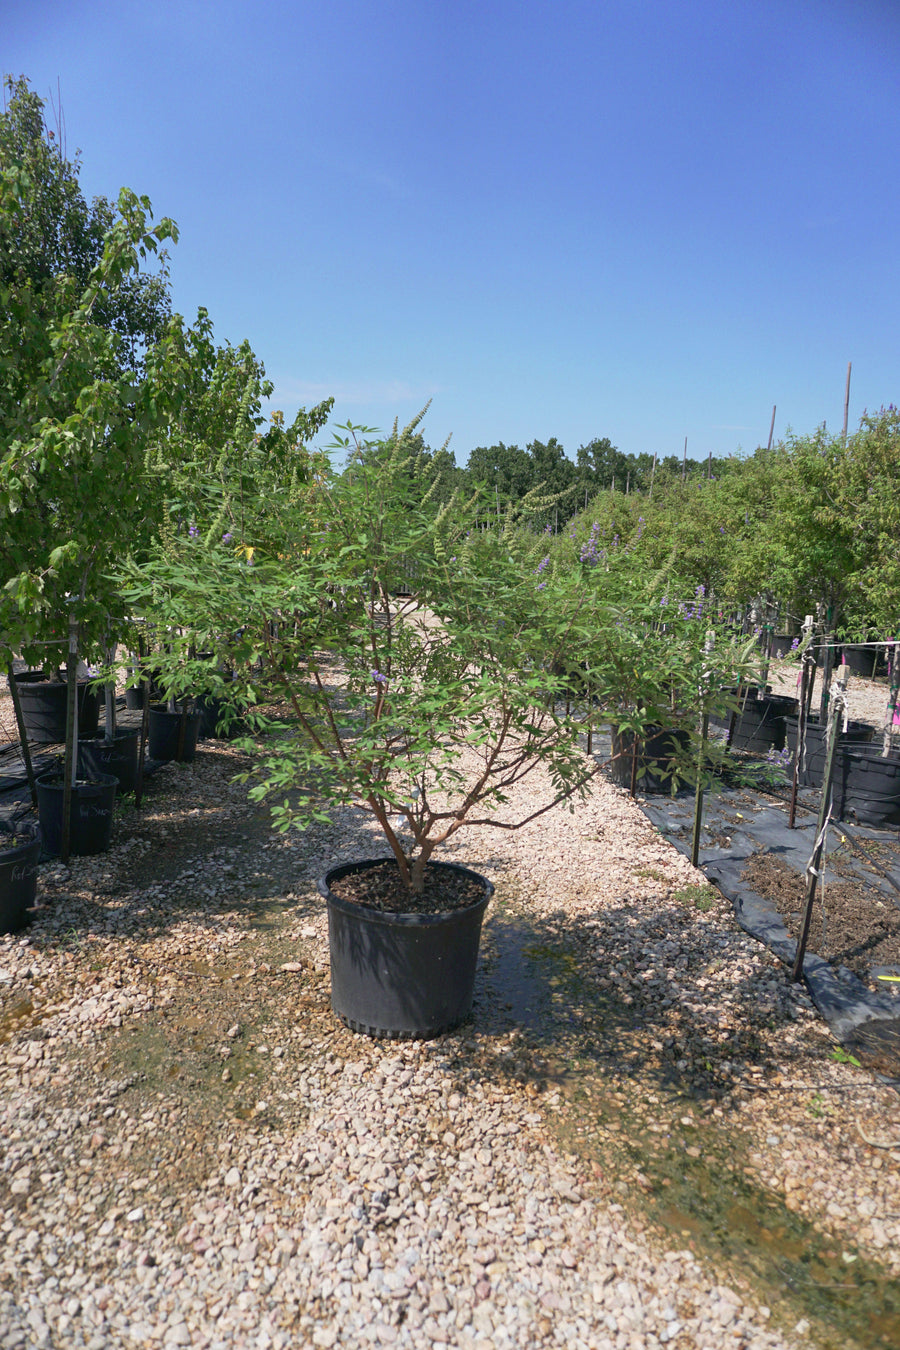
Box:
[1, 670, 899, 1350]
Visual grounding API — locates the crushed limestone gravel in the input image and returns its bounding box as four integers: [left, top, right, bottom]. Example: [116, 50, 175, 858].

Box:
[0, 703, 898, 1348]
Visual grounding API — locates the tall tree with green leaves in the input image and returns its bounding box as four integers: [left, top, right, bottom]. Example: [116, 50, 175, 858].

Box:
[0, 75, 180, 668]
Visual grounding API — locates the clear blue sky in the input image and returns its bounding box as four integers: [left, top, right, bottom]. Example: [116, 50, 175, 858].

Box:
[5, 0, 900, 466]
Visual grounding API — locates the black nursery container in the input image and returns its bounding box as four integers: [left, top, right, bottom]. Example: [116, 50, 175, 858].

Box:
[319, 858, 493, 1040]
[840, 645, 886, 679]
[78, 727, 141, 795]
[609, 726, 692, 793]
[14, 673, 100, 744]
[0, 821, 41, 934]
[728, 694, 798, 754]
[784, 714, 875, 787]
[148, 706, 202, 762]
[833, 747, 900, 828]
[36, 773, 117, 857]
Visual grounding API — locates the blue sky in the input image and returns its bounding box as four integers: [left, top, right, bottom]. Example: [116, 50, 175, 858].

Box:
[5, 0, 900, 465]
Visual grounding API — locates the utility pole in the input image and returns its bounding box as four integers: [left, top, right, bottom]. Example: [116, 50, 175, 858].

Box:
[767, 405, 776, 451]
[843, 361, 852, 440]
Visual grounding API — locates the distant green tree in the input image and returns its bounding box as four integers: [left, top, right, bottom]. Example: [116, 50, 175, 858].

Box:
[575, 437, 626, 494]
[466, 442, 536, 504]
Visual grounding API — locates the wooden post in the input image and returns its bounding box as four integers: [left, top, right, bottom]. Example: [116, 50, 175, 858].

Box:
[767, 405, 776, 451]
[104, 642, 117, 741]
[788, 654, 812, 828]
[789, 616, 815, 828]
[649, 453, 657, 501]
[134, 635, 151, 809]
[682, 437, 687, 482]
[690, 711, 709, 868]
[792, 668, 848, 982]
[60, 610, 80, 863]
[883, 640, 899, 756]
[842, 361, 852, 440]
[690, 632, 715, 868]
[819, 624, 836, 722]
[6, 664, 38, 808]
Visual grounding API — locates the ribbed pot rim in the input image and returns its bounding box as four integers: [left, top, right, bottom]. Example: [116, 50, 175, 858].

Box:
[35, 772, 119, 791]
[319, 857, 494, 927]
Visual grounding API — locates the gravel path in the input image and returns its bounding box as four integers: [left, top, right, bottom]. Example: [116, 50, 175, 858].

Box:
[1, 679, 899, 1349]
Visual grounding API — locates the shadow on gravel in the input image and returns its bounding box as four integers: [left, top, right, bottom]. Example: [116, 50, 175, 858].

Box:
[472, 901, 900, 1350]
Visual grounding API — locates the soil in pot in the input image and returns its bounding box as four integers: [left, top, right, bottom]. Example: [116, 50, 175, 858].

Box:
[148, 706, 202, 762]
[0, 822, 41, 934]
[319, 858, 493, 1040]
[36, 772, 118, 856]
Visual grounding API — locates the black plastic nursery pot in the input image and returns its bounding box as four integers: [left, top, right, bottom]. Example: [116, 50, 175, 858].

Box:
[148, 706, 202, 762]
[609, 726, 692, 794]
[77, 727, 141, 795]
[770, 634, 796, 660]
[35, 772, 118, 857]
[195, 694, 243, 740]
[318, 858, 493, 1040]
[0, 821, 41, 934]
[728, 693, 798, 754]
[784, 714, 875, 788]
[832, 746, 900, 828]
[125, 676, 163, 709]
[840, 644, 884, 679]
[14, 672, 100, 744]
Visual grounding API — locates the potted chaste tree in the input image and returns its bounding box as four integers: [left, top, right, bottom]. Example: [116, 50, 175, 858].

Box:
[120, 414, 752, 1039]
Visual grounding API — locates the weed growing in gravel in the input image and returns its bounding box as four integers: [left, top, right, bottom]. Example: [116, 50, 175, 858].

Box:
[673, 883, 716, 912]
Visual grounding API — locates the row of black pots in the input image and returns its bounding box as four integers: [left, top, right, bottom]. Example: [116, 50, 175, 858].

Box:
[13, 673, 231, 750]
[785, 715, 900, 827]
[2, 772, 120, 932]
[784, 714, 875, 787]
[0, 707, 212, 933]
[609, 695, 802, 793]
[840, 644, 889, 679]
[74, 710, 203, 796]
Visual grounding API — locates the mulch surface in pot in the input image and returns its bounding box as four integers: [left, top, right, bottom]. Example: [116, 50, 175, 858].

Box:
[741, 850, 900, 981]
[328, 859, 485, 915]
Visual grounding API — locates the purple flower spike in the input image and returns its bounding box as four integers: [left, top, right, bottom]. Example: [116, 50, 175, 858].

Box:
[372, 670, 388, 685]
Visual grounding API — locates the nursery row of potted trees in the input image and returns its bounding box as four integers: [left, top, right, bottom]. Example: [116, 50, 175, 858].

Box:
[4, 78, 896, 1042]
